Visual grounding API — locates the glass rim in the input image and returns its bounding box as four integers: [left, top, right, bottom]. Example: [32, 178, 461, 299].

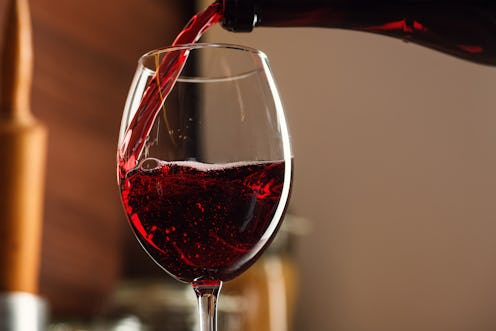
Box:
[138, 43, 270, 83]
[138, 42, 268, 63]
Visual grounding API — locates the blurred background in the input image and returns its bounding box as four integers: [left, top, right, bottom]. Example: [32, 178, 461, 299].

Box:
[2, 0, 496, 330]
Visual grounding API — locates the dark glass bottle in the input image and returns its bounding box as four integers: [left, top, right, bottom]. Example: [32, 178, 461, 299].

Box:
[221, 0, 496, 65]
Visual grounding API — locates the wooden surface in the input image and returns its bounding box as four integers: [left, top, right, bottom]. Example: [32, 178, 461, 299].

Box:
[0, 0, 190, 318]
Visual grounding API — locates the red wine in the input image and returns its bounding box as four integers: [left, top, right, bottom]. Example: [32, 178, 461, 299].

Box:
[118, 2, 222, 174]
[221, 0, 496, 65]
[120, 160, 289, 282]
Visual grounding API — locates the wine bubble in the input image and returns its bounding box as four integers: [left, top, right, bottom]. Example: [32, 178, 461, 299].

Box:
[139, 158, 163, 170]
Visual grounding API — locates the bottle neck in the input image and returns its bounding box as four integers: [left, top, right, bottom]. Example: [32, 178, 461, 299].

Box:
[221, 0, 340, 31]
[221, 0, 256, 32]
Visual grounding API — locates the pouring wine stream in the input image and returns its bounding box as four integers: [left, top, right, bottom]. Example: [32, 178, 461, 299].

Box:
[118, 2, 222, 174]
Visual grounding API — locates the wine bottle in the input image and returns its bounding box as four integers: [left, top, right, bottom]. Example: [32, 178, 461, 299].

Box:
[0, 0, 48, 329]
[220, 0, 496, 65]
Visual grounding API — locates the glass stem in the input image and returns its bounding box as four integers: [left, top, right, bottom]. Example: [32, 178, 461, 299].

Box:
[192, 279, 222, 331]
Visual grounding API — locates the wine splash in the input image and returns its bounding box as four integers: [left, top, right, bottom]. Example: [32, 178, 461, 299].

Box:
[118, 2, 222, 175]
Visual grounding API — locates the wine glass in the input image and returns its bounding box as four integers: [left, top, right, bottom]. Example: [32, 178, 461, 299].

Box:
[117, 43, 292, 331]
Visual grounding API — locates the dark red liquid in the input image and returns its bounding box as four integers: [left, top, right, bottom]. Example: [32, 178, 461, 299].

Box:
[120, 160, 289, 282]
